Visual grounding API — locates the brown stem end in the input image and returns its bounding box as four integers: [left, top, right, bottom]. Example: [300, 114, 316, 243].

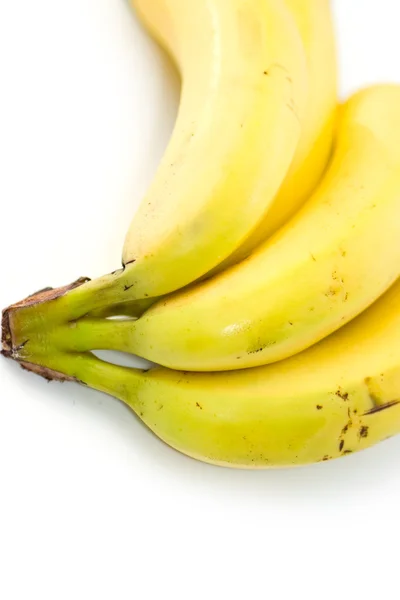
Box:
[18, 360, 83, 384]
[1, 276, 90, 363]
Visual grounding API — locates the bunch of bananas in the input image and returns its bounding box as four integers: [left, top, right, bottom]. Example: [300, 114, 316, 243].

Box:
[3, 0, 400, 468]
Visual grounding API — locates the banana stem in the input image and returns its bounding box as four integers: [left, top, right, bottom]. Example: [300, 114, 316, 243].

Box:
[59, 352, 142, 407]
[2, 265, 149, 334]
[54, 269, 140, 321]
[5, 345, 142, 409]
[2, 279, 145, 402]
[60, 318, 135, 353]
[1, 266, 158, 366]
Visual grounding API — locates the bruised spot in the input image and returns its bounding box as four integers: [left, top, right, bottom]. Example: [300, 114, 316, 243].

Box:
[196, 402, 203, 410]
[359, 426, 369, 438]
[325, 287, 338, 297]
[321, 456, 331, 462]
[248, 347, 265, 354]
[247, 340, 276, 355]
[343, 450, 353, 455]
[339, 440, 345, 452]
[335, 389, 349, 401]
[124, 284, 133, 292]
[316, 405, 323, 410]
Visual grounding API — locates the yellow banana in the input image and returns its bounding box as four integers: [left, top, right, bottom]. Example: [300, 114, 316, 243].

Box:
[23, 0, 306, 323]
[122, 0, 307, 293]
[59, 86, 400, 371]
[4, 0, 400, 472]
[0, 0, 309, 342]
[90, 0, 337, 320]
[7, 279, 400, 469]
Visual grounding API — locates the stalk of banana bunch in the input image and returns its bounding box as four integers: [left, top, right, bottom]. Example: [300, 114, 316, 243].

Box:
[3, 278, 400, 468]
[1, 0, 338, 336]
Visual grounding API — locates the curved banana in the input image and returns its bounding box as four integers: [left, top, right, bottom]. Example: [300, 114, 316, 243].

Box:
[27, 0, 306, 324]
[212, 0, 337, 273]
[90, 0, 337, 320]
[9, 279, 400, 469]
[61, 85, 400, 371]
[123, 0, 307, 294]
[0, 0, 308, 337]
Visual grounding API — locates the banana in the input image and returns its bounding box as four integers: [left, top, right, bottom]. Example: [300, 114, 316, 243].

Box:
[24, 0, 306, 324]
[91, 0, 337, 320]
[58, 85, 400, 371]
[0, 0, 309, 340]
[123, 0, 308, 292]
[4, 0, 400, 472]
[6, 278, 400, 469]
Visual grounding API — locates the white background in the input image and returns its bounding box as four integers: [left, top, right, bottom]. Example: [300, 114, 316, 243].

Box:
[0, 1, 399, 598]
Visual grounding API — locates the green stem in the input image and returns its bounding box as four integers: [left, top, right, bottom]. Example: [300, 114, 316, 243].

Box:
[54, 269, 141, 321]
[63, 352, 143, 407]
[50, 318, 137, 354]
[1, 266, 159, 362]
[8, 346, 143, 410]
[2, 265, 151, 340]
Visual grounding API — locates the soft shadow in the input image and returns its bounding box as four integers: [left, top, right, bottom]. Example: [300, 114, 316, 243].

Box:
[4, 355, 400, 506]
